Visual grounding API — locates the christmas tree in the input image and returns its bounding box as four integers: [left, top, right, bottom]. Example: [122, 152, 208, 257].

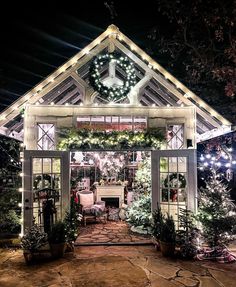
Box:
[126, 156, 152, 233]
[196, 167, 236, 248]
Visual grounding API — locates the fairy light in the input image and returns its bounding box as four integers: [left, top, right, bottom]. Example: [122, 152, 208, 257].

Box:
[19, 187, 23, 192]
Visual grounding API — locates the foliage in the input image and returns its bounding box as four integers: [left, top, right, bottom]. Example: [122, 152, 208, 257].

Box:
[64, 197, 83, 243]
[149, 0, 236, 122]
[133, 158, 152, 194]
[57, 128, 165, 151]
[0, 135, 21, 234]
[89, 52, 137, 102]
[151, 206, 164, 241]
[21, 221, 48, 251]
[159, 213, 176, 243]
[126, 157, 152, 231]
[176, 208, 199, 259]
[48, 221, 66, 244]
[126, 193, 152, 229]
[196, 168, 236, 247]
[0, 210, 20, 234]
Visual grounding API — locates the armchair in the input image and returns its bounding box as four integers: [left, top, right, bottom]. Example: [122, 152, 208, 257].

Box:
[78, 191, 107, 226]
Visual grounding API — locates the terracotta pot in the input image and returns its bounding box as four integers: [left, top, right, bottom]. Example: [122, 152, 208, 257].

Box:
[159, 241, 175, 257]
[50, 242, 66, 259]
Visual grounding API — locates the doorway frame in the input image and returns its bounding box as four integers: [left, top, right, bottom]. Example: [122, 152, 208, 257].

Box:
[151, 149, 197, 213]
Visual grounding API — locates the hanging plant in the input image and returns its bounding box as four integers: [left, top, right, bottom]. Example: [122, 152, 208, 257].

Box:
[89, 52, 137, 102]
[57, 128, 165, 151]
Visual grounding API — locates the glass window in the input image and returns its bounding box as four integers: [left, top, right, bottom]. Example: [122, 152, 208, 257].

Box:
[52, 158, 61, 173]
[159, 156, 188, 229]
[167, 124, 184, 150]
[33, 158, 42, 174]
[76, 116, 147, 131]
[32, 157, 62, 227]
[37, 123, 55, 150]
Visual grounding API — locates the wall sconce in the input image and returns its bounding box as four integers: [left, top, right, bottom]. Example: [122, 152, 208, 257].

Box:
[187, 139, 193, 149]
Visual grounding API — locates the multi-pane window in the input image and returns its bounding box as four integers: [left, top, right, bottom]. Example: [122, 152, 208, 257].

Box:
[159, 156, 187, 228]
[167, 124, 184, 149]
[32, 157, 61, 227]
[37, 123, 55, 150]
[77, 116, 147, 131]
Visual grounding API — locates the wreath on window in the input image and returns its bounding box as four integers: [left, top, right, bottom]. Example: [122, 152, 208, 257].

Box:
[33, 174, 52, 190]
[163, 173, 186, 188]
[89, 52, 137, 102]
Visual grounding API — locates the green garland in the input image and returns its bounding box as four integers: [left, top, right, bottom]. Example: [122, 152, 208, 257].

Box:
[89, 52, 137, 102]
[57, 129, 165, 151]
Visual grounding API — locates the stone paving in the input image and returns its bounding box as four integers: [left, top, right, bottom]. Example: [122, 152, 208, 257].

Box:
[76, 221, 152, 244]
[1, 245, 236, 286]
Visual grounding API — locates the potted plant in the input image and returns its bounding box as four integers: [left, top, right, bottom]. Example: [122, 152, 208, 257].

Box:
[21, 222, 48, 264]
[159, 214, 176, 257]
[151, 206, 163, 250]
[48, 221, 66, 258]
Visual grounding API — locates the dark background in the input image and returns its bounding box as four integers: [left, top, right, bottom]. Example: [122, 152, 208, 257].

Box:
[0, 0, 235, 124]
[0, 0, 165, 110]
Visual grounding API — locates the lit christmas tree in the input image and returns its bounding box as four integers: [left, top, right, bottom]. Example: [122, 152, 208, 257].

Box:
[196, 167, 236, 248]
[126, 156, 152, 233]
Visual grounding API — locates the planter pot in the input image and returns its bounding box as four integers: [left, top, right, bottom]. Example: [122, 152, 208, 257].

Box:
[65, 242, 75, 253]
[50, 242, 66, 259]
[152, 237, 160, 251]
[23, 251, 33, 264]
[160, 241, 175, 257]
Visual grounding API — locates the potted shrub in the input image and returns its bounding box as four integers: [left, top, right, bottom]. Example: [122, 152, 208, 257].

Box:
[151, 206, 163, 250]
[48, 221, 66, 259]
[159, 214, 176, 257]
[21, 222, 48, 264]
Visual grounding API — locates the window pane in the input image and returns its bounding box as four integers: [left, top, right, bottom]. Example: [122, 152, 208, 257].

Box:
[43, 158, 51, 173]
[33, 158, 42, 174]
[52, 174, 61, 189]
[33, 174, 42, 191]
[43, 174, 52, 188]
[52, 158, 61, 173]
[167, 124, 184, 150]
[160, 157, 168, 172]
[37, 123, 55, 150]
[169, 157, 177, 172]
[161, 188, 168, 202]
[178, 189, 187, 202]
[178, 157, 187, 172]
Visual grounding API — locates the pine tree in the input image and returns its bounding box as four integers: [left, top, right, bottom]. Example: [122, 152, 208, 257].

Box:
[196, 168, 236, 248]
[177, 208, 198, 258]
[126, 156, 152, 232]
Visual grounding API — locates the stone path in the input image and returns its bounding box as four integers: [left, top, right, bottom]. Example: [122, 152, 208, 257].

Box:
[76, 221, 152, 244]
[1, 245, 236, 286]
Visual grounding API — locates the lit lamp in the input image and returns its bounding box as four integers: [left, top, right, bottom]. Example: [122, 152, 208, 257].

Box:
[187, 139, 193, 149]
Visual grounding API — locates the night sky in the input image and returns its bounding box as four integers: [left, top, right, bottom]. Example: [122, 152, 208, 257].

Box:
[0, 0, 165, 112]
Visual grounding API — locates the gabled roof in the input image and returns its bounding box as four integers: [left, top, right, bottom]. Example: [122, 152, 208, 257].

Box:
[0, 24, 231, 141]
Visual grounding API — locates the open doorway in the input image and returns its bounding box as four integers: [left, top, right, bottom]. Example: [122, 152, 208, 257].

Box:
[70, 150, 152, 244]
